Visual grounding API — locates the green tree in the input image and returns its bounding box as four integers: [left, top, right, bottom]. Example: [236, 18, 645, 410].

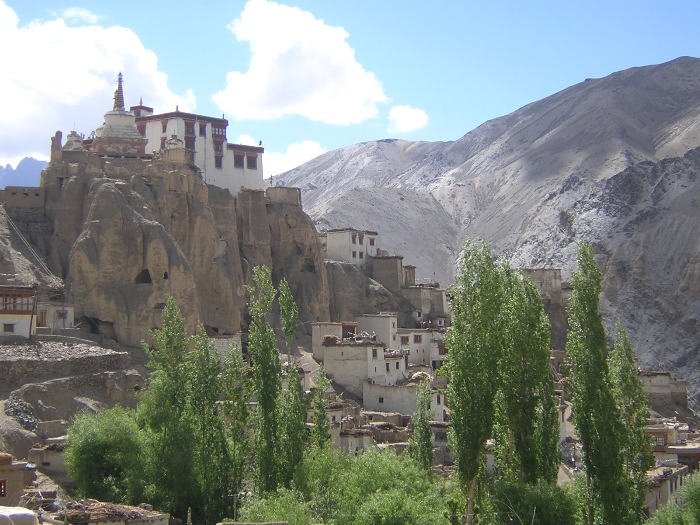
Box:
[246, 265, 282, 493]
[495, 265, 554, 484]
[608, 327, 654, 525]
[65, 406, 145, 503]
[310, 364, 331, 449]
[278, 277, 299, 358]
[278, 364, 308, 488]
[534, 371, 561, 485]
[186, 327, 238, 524]
[220, 342, 250, 520]
[138, 296, 197, 519]
[565, 243, 626, 525]
[407, 379, 434, 474]
[445, 242, 505, 525]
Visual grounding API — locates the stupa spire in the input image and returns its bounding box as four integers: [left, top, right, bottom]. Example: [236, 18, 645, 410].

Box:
[113, 72, 125, 111]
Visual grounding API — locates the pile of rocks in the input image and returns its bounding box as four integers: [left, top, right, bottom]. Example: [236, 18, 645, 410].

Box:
[4, 395, 38, 431]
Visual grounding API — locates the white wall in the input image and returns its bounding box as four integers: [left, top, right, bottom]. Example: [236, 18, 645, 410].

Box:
[356, 314, 397, 349]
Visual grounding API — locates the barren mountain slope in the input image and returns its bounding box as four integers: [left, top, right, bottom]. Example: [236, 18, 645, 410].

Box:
[278, 56, 700, 397]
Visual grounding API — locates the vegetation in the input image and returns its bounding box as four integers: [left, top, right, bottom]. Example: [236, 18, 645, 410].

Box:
[445, 242, 505, 524]
[407, 379, 434, 474]
[445, 242, 560, 523]
[246, 265, 283, 493]
[566, 243, 651, 525]
[64, 252, 662, 525]
[64, 406, 145, 503]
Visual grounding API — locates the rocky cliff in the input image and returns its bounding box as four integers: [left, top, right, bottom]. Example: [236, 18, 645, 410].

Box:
[35, 148, 330, 347]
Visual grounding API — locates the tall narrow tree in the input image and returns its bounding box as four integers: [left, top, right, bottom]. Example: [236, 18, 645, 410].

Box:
[445, 242, 505, 525]
[311, 364, 331, 449]
[278, 364, 308, 488]
[278, 277, 299, 361]
[566, 243, 626, 525]
[246, 265, 282, 493]
[608, 327, 654, 525]
[495, 265, 554, 484]
[138, 296, 196, 519]
[407, 379, 434, 474]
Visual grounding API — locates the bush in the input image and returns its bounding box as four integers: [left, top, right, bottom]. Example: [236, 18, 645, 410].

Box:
[65, 406, 145, 503]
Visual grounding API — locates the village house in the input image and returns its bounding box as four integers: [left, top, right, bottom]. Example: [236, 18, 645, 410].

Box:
[0, 285, 37, 339]
[320, 229, 379, 268]
[0, 453, 33, 507]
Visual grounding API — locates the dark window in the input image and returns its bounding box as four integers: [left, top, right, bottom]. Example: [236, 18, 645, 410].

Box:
[378, 397, 384, 404]
[395, 362, 399, 370]
[0, 479, 6, 497]
[385, 363, 389, 372]
[199, 123, 206, 137]
[369, 238, 375, 246]
[351, 234, 357, 244]
[437, 394, 441, 405]
[160, 137, 166, 150]
[359, 252, 364, 259]
[161, 120, 167, 133]
[372, 348, 377, 359]
[234, 154, 245, 168]
[185, 122, 195, 136]
[215, 156, 223, 169]
[358, 235, 364, 245]
[414, 335, 422, 343]
[185, 137, 195, 151]
[401, 336, 409, 345]
[3, 324, 14, 333]
[137, 125, 146, 137]
[247, 155, 258, 169]
[352, 251, 357, 258]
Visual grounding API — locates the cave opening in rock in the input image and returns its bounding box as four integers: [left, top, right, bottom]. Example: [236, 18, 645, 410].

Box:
[135, 269, 152, 284]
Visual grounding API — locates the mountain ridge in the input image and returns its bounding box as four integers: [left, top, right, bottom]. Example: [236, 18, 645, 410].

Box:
[278, 56, 700, 397]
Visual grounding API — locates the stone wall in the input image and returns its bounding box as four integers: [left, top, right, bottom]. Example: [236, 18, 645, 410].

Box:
[1, 348, 130, 394]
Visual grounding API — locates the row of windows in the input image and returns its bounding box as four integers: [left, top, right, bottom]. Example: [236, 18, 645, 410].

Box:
[351, 234, 375, 246]
[1, 295, 33, 312]
[156, 121, 223, 138]
[351, 251, 364, 259]
[400, 335, 423, 344]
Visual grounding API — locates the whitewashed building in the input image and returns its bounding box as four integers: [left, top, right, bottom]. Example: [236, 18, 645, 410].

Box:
[130, 102, 264, 196]
[322, 229, 379, 267]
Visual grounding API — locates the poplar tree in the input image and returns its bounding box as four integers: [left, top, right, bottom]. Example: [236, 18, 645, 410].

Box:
[608, 327, 654, 525]
[187, 327, 237, 524]
[311, 364, 331, 449]
[445, 242, 504, 525]
[495, 265, 554, 484]
[407, 379, 434, 474]
[278, 277, 299, 358]
[246, 265, 282, 493]
[566, 243, 626, 525]
[138, 296, 196, 519]
[278, 364, 308, 488]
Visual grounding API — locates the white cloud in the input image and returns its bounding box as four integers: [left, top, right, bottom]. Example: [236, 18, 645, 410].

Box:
[60, 7, 102, 24]
[387, 105, 429, 134]
[262, 140, 326, 177]
[212, 0, 387, 125]
[0, 1, 194, 166]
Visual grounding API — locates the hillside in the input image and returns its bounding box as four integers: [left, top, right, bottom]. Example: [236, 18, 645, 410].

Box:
[277, 56, 700, 398]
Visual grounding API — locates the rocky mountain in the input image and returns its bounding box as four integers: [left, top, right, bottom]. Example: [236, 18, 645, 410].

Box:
[0, 158, 46, 188]
[277, 56, 700, 398]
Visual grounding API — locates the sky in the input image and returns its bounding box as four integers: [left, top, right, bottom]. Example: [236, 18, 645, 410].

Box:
[1, 1, 699, 176]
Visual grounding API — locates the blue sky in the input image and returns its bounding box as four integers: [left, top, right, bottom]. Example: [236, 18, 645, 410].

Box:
[1, 0, 699, 175]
